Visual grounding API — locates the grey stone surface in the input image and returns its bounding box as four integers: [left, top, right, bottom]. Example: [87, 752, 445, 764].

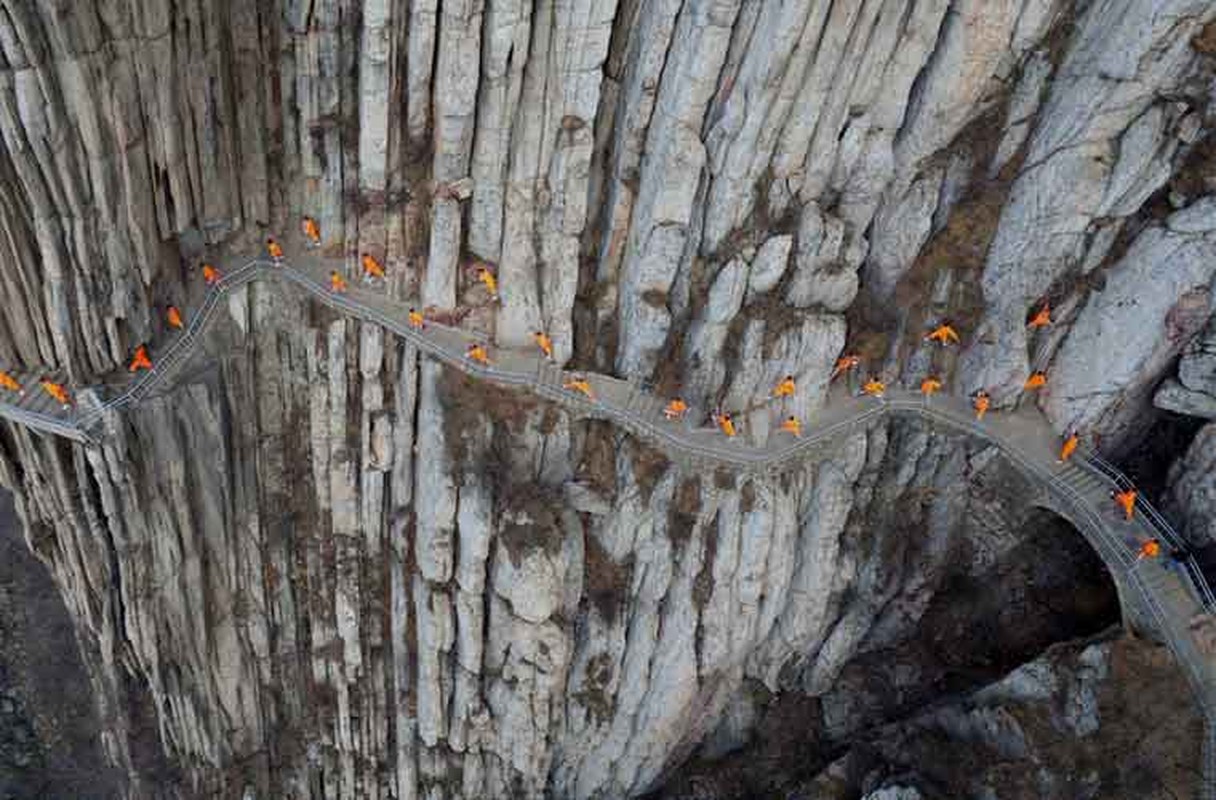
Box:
[1155, 379, 1216, 420]
[1043, 205, 1216, 438]
[0, 3, 1213, 799]
[745, 235, 792, 302]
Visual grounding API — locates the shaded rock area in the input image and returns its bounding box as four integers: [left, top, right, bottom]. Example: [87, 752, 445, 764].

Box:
[1157, 316, 1216, 419]
[816, 508, 1119, 744]
[654, 633, 1200, 800]
[0, 2, 1214, 799]
[650, 507, 1122, 797]
[0, 491, 121, 799]
[1168, 422, 1216, 553]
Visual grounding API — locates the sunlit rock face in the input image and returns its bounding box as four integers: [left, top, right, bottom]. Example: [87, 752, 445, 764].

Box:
[0, 2, 1214, 798]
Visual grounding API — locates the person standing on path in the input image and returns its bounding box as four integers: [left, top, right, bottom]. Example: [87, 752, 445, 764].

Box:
[564, 377, 595, 400]
[128, 345, 152, 373]
[1113, 488, 1138, 521]
[973, 390, 991, 420]
[534, 331, 554, 360]
[466, 343, 490, 366]
[362, 253, 386, 281]
[664, 398, 688, 420]
[40, 380, 70, 408]
[302, 217, 322, 248]
[1028, 302, 1051, 329]
[925, 322, 960, 345]
[773, 374, 796, 399]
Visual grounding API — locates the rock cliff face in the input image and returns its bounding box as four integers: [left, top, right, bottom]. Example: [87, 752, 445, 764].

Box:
[0, 1, 1215, 798]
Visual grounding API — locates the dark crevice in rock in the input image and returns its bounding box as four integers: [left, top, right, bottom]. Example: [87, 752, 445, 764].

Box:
[651, 505, 1121, 800]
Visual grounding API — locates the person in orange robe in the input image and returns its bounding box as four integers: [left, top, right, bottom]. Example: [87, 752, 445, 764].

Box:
[476, 266, 499, 299]
[1059, 431, 1079, 463]
[466, 343, 490, 365]
[41, 380, 70, 407]
[973, 389, 991, 420]
[663, 398, 688, 420]
[862, 377, 886, 398]
[534, 331, 554, 360]
[772, 374, 796, 398]
[361, 253, 386, 280]
[128, 345, 152, 372]
[831, 355, 860, 380]
[1113, 488, 1138, 521]
[302, 217, 321, 247]
[1028, 302, 1051, 329]
[564, 377, 595, 400]
[925, 323, 960, 345]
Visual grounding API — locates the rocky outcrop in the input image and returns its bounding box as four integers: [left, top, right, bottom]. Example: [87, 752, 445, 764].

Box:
[657, 633, 1200, 799]
[1167, 422, 1216, 547]
[1, 2, 1215, 799]
[850, 634, 1203, 800]
[960, 1, 1216, 411]
[1043, 198, 1216, 440]
[1156, 315, 1216, 419]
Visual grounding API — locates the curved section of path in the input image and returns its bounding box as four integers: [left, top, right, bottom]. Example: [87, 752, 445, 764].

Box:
[2, 253, 1215, 798]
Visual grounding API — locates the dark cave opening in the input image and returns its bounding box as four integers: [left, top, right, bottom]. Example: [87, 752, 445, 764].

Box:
[1114, 409, 1206, 502]
[648, 508, 1122, 800]
[1111, 409, 1216, 586]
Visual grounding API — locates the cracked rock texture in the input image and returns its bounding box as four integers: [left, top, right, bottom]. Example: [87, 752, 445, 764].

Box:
[0, 2, 1214, 799]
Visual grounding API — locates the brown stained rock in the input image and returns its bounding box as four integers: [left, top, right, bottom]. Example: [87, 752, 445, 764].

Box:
[498, 483, 566, 567]
[584, 532, 633, 625]
[1193, 20, 1216, 54]
[628, 437, 672, 504]
[578, 420, 620, 496]
[668, 477, 702, 547]
[437, 366, 541, 458]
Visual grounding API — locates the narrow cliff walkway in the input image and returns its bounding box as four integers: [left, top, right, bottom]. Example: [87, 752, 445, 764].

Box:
[2, 252, 1215, 798]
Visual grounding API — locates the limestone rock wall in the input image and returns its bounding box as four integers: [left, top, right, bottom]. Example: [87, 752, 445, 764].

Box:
[0, 2, 1214, 799]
